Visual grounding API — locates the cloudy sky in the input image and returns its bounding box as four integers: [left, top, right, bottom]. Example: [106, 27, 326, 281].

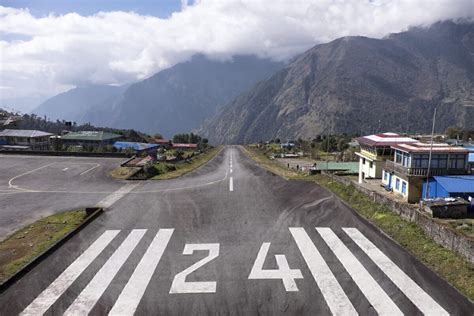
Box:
[0, 0, 472, 111]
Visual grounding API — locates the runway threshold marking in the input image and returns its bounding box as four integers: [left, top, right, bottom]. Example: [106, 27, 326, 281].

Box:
[65, 229, 146, 315]
[19, 227, 449, 314]
[316, 228, 403, 315]
[110, 229, 174, 315]
[20, 230, 120, 315]
[343, 228, 449, 315]
[289, 227, 357, 315]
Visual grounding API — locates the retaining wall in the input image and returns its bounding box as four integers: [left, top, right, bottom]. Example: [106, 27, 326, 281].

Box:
[322, 172, 473, 263]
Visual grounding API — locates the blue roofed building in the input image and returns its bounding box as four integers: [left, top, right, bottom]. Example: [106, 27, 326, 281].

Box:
[113, 141, 159, 156]
[423, 175, 474, 201]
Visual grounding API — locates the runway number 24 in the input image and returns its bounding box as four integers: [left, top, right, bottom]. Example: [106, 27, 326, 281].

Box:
[169, 242, 302, 293]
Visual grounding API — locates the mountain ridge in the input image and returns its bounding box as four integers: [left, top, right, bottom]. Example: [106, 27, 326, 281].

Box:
[198, 21, 474, 144]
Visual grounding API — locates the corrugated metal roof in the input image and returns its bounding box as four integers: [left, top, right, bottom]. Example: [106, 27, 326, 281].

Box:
[356, 133, 417, 147]
[434, 175, 474, 193]
[392, 142, 468, 153]
[0, 129, 53, 138]
[61, 131, 121, 141]
[113, 141, 158, 151]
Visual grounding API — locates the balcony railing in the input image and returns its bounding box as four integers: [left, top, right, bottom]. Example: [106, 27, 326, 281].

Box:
[385, 160, 467, 177]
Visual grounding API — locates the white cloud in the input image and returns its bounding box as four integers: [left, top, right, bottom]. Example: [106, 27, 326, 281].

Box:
[0, 0, 472, 100]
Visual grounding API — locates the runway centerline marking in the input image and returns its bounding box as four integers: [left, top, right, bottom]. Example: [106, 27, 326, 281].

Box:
[62, 168, 69, 171]
[229, 176, 234, 191]
[343, 228, 449, 315]
[20, 230, 119, 315]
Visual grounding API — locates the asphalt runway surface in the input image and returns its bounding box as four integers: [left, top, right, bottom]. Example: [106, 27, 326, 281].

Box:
[0, 147, 472, 315]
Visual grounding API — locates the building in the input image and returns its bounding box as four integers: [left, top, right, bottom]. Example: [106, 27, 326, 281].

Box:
[60, 131, 122, 148]
[423, 175, 474, 201]
[461, 144, 474, 173]
[355, 133, 417, 183]
[382, 142, 469, 203]
[113, 141, 159, 156]
[171, 143, 198, 150]
[152, 138, 172, 149]
[0, 129, 53, 150]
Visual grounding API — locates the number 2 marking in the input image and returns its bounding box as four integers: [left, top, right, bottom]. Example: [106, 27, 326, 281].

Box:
[248, 242, 303, 291]
[169, 243, 219, 294]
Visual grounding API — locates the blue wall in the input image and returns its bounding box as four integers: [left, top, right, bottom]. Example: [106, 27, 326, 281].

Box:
[422, 179, 449, 199]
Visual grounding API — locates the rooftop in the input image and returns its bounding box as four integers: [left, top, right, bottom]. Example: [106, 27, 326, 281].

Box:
[61, 131, 122, 141]
[172, 143, 198, 148]
[432, 175, 474, 193]
[392, 142, 469, 154]
[356, 132, 417, 147]
[0, 129, 53, 138]
[113, 141, 158, 151]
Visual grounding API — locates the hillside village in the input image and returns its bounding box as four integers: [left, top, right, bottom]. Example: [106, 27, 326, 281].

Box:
[254, 131, 474, 220]
[0, 110, 209, 179]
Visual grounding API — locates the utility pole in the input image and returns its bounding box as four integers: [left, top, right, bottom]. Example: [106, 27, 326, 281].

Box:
[424, 107, 437, 200]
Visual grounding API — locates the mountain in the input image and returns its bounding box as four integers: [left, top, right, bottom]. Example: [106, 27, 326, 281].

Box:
[0, 96, 49, 113]
[198, 21, 474, 144]
[82, 55, 283, 137]
[33, 84, 127, 122]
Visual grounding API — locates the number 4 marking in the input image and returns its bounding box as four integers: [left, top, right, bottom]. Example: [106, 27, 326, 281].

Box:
[249, 243, 303, 291]
[170, 243, 219, 294]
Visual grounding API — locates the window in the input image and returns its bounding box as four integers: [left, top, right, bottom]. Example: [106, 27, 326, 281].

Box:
[383, 171, 388, 181]
[395, 178, 400, 190]
[369, 161, 373, 168]
[449, 154, 466, 169]
[420, 154, 429, 168]
[395, 151, 402, 164]
[401, 181, 407, 195]
[362, 158, 366, 165]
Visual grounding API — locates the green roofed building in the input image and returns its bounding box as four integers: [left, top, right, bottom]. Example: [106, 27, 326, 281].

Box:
[61, 131, 122, 148]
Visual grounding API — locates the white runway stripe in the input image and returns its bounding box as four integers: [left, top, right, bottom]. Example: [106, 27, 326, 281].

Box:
[316, 228, 403, 316]
[289, 227, 357, 315]
[343, 228, 449, 315]
[21, 230, 119, 316]
[96, 183, 139, 208]
[64, 229, 146, 315]
[229, 176, 233, 191]
[109, 229, 174, 315]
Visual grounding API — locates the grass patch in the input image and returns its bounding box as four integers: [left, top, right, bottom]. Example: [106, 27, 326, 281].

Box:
[241, 145, 300, 179]
[0, 210, 87, 284]
[152, 146, 222, 180]
[242, 145, 474, 300]
[110, 166, 141, 179]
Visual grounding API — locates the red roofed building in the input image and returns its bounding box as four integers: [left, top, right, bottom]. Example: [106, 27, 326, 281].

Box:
[172, 143, 198, 150]
[355, 132, 417, 183]
[383, 142, 469, 202]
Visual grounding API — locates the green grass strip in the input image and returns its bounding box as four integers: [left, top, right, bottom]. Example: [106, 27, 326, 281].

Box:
[0, 210, 87, 283]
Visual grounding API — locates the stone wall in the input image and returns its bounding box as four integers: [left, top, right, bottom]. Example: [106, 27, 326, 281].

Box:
[322, 172, 473, 263]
